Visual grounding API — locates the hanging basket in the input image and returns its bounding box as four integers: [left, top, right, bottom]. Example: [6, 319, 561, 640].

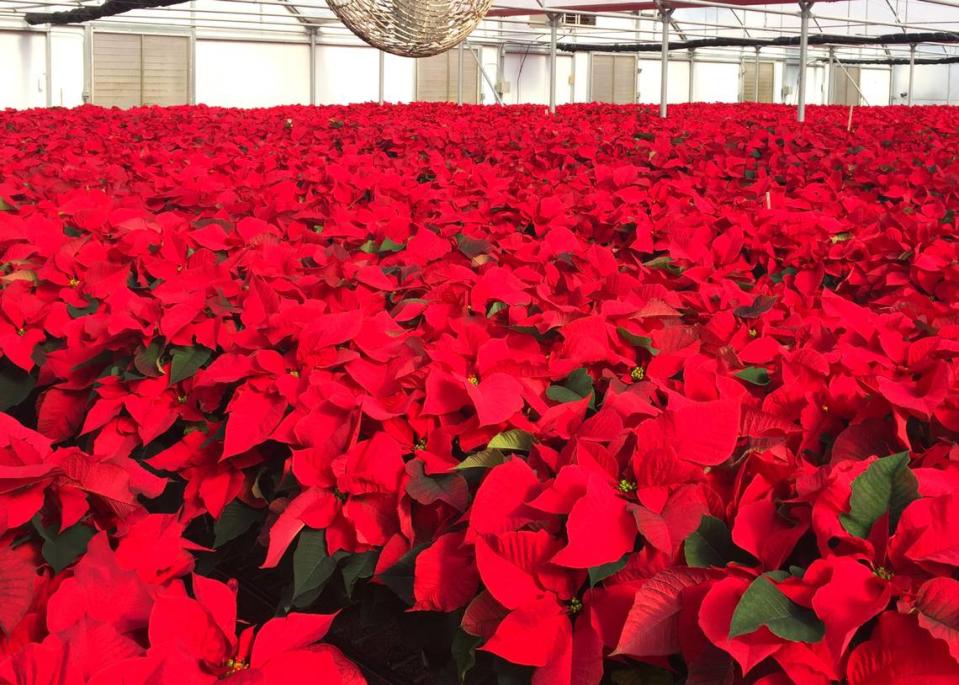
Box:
[327, 0, 493, 58]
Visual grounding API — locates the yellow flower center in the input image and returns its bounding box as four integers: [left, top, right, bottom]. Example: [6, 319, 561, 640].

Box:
[874, 566, 894, 581]
[617, 479, 637, 494]
[16, 327, 25, 337]
[748, 328, 758, 337]
[222, 658, 249, 676]
[68, 277, 80, 288]
[630, 366, 645, 382]
[567, 598, 583, 615]
[467, 374, 479, 386]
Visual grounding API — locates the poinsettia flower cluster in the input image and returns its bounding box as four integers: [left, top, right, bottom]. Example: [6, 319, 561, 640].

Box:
[0, 513, 362, 684]
[0, 102, 958, 684]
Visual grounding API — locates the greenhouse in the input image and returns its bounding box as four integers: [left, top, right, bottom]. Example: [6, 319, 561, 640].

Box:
[1, 0, 958, 108]
[0, 1, 958, 684]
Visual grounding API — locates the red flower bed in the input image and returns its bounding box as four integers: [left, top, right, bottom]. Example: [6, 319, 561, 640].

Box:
[0, 102, 958, 684]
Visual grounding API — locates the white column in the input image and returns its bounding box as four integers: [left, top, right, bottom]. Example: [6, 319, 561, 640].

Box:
[797, 1, 812, 122]
[688, 48, 695, 102]
[457, 42, 464, 104]
[753, 47, 760, 101]
[659, 8, 672, 118]
[308, 28, 316, 106]
[82, 24, 93, 104]
[378, 50, 385, 105]
[189, 28, 197, 105]
[907, 44, 916, 106]
[549, 14, 559, 114]
[44, 28, 52, 107]
[827, 47, 835, 104]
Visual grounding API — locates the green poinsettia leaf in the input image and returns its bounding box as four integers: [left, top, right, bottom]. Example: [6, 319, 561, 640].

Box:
[729, 575, 825, 643]
[840, 452, 918, 538]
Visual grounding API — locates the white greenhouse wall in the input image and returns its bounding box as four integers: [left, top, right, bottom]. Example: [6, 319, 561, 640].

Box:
[637, 58, 691, 104]
[0, 30, 46, 109]
[573, 53, 590, 102]
[383, 53, 415, 105]
[479, 46, 499, 105]
[196, 40, 310, 106]
[890, 63, 958, 105]
[50, 29, 84, 107]
[693, 62, 742, 103]
[860, 67, 892, 106]
[501, 52, 574, 105]
[316, 45, 378, 104]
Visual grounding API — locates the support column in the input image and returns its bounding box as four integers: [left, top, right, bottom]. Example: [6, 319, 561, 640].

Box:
[44, 28, 52, 107]
[797, 0, 812, 122]
[827, 46, 835, 104]
[82, 24, 92, 104]
[659, 7, 673, 119]
[753, 46, 760, 101]
[308, 28, 317, 106]
[688, 48, 695, 102]
[497, 44, 506, 103]
[549, 13, 559, 114]
[907, 44, 916, 106]
[189, 0, 197, 105]
[378, 50, 385, 105]
[457, 42, 465, 104]
[189, 28, 197, 105]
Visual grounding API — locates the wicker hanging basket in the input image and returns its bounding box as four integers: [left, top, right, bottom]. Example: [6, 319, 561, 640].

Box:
[327, 0, 493, 58]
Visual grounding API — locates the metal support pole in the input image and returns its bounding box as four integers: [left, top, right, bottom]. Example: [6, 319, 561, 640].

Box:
[44, 28, 52, 107]
[457, 42, 464, 105]
[308, 28, 316, 106]
[378, 49, 385, 104]
[188, 27, 197, 105]
[549, 13, 559, 114]
[797, 0, 812, 122]
[827, 47, 835, 104]
[497, 43, 506, 102]
[82, 24, 92, 104]
[688, 48, 695, 102]
[907, 44, 916, 105]
[189, 0, 197, 105]
[753, 46, 760, 101]
[659, 7, 673, 118]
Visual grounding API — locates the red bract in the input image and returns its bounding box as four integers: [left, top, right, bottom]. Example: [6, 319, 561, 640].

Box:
[0, 102, 958, 684]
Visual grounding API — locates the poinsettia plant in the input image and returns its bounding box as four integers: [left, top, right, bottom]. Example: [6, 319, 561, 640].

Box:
[1, 101, 958, 684]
